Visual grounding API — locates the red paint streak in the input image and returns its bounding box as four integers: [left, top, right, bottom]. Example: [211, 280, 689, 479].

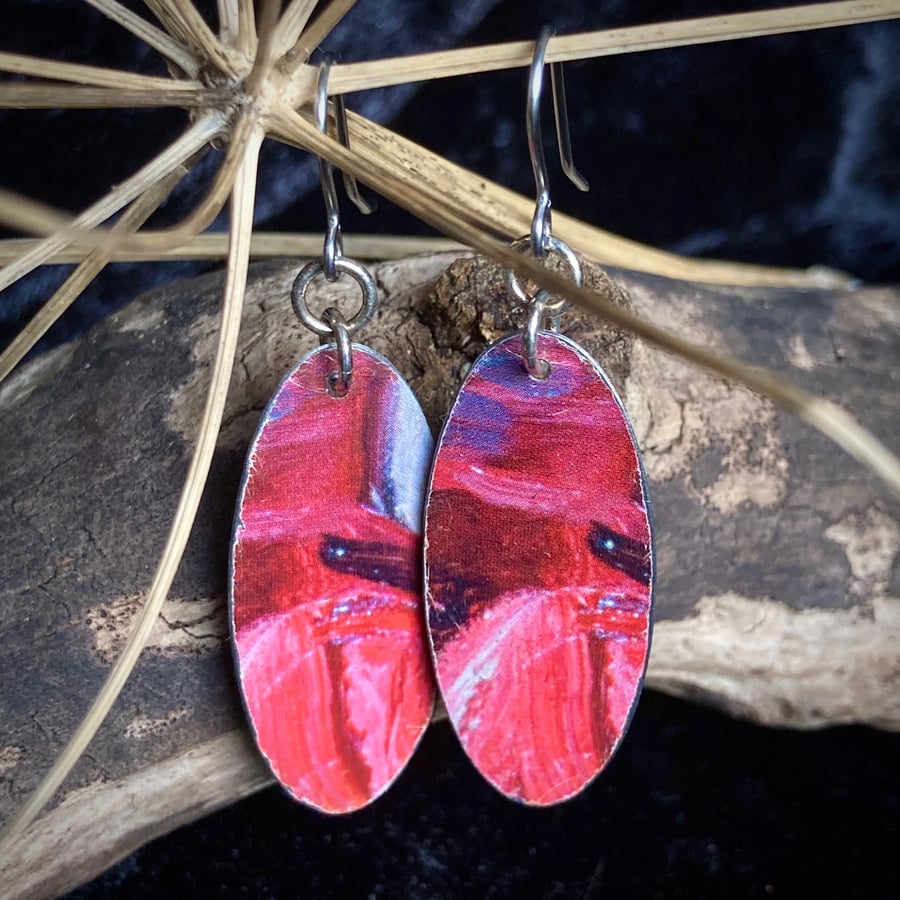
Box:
[426, 334, 652, 804]
[232, 347, 434, 813]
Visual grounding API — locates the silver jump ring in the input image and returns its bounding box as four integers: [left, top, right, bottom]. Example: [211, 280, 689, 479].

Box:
[523, 299, 551, 380]
[291, 256, 377, 337]
[323, 307, 353, 396]
[506, 234, 582, 312]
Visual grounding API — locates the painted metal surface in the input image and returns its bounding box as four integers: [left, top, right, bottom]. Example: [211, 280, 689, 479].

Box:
[425, 332, 653, 805]
[231, 345, 435, 814]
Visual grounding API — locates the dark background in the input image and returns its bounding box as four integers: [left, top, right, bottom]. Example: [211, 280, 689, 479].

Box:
[1, 1, 898, 897]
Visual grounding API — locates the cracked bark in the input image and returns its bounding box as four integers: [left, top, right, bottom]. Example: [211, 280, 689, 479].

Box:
[0, 252, 897, 898]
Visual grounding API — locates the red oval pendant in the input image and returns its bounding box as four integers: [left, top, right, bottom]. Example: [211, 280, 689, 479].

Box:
[424, 332, 653, 805]
[231, 345, 435, 814]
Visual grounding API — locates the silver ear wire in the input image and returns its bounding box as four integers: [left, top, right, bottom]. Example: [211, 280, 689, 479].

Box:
[315, 54, 343, 282]
[314, 55, 374, 281]
[549, 61, 590, 193]
[333, 91, 376, 215]
[292, 56, 379, 392]
[527, 25, 589, 257]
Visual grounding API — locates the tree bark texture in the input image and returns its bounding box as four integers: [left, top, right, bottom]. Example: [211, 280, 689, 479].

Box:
[1, 252, 897, 898]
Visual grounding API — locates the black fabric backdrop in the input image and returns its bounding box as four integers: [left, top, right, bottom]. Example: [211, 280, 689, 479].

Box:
[1, 1, 898, 897]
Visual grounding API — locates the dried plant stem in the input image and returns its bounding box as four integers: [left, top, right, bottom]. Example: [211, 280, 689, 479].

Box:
[0, 224, 853, 290]
[325, 0, 900, 94]
[0, 128, 244, 256]
[0, 111, 252, 260]
[237, 0, 258, 56]
[272, 0, 320, 60]
[315, 108, 855, 289]
[106, 110, 257, 254]
[0, 83, 224, 109]
[284, 0, 359, 69]
[217, 0, 241, 47]
[245, 0, 282, 93]
[0, 104, 852, 290]
[0, 112, 225, 293]
[0, 164, 192, 386]
[82, 0, 199, 77]
[272, 102, 900, 496]
[0, 120, 265, 859]
[167, 0, 237, 75]
[142, 0, 208, 51]
[0, 52, 202, 91]
[0, 232, 462, 263]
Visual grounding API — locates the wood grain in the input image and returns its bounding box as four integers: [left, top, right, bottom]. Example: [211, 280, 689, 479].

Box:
[0, 252, 897, 897]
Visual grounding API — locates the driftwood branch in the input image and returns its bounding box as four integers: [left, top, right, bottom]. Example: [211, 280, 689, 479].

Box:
[0, 253, 897, 897]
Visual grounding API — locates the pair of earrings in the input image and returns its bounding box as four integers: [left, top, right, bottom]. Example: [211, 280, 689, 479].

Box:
[230, 32, 653, 815]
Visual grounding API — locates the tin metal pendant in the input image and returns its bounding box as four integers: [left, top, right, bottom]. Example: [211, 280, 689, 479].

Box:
[424, 331, 653, 805]
[231, 344, 435, 814]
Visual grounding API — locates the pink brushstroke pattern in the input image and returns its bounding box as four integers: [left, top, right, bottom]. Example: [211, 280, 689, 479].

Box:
[425, 333, 652, 805]
[231, 345, 435, 814]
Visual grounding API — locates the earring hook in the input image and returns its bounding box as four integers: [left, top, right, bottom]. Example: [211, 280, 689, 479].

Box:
[527, 26, 589, 257]
[315, 54, 342, 282]
[315, 54, 373, 282]
[333, 92, 376, 216]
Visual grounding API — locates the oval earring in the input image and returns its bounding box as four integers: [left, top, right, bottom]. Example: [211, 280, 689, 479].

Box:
[230, 56, 435, 815]
[423, 27, 654, 806]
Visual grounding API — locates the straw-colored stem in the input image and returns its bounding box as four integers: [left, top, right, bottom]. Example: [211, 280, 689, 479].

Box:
[103, 110, 257, 254]
[81, 0, 199, 77]
[324, 0, 900, 94]
[0, 99, 854, 291]
[0, 112, 266, 258]
[236, 0, 258, 56]
[0, 164, 192, 386]
[142, 0, 205, 49]
[0, 119, 265, 859]
[272, 0, 319, 60]
[141, 0, 234, 75]
[0, 83, 224, 109]
[0, 51, 203, 91]
[245, 0, 282, 94]
[217, 0, 241, 47]
[167, 0, 238, 75]
[0, 112, 225, 292]
[0, 225, 855, 290]
[0, 232, 464, 263]
[271, 101, 900, 495]
[292, 106, 855, 289]
[282, 0, 359, 70]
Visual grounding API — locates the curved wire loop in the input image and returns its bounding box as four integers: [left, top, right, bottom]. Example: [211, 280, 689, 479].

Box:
[323, 306, 354, 396]
[291, 256, 378, 336]
[527, 25, 589, 257]
[513, 25, 591, 376]
[316, 53, 375, 280]
[506, 233, 583, 312]
[315, 54, 344, 281]
[292, 55, 379, 391]
[523, 298, 552, 380]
